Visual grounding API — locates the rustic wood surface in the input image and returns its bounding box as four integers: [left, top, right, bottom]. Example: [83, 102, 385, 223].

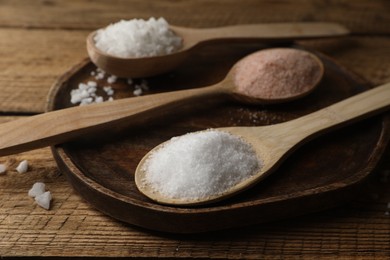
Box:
[0, 0, 389, 258]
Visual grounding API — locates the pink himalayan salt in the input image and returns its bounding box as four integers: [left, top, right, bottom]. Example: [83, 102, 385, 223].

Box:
[233, 48, 322, 100]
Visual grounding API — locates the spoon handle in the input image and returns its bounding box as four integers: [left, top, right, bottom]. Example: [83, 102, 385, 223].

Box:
[188, 22, 349, 43]
[0, 84, 225, 156]
[282, 82, 390, 144]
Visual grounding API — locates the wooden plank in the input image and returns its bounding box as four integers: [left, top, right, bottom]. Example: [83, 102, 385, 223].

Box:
[0, 29, 88, 113]
[0, 0, 388, 34]
[0, 0, 389, 257]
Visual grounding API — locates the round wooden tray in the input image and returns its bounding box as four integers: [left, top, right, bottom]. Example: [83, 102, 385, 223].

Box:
[47, 45, 390, 233]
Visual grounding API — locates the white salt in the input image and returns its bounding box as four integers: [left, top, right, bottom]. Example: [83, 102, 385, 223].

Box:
[95, 72, 105, 80]
[95, 96, 104, 103]
[28, 182, 45, 197]
[107, 75, 117, 84]
[94, 17, 182, 58]
[133, 87, 143, 96]
[16, 160, 28, 173]
[87, 81, 97, 88]
[80, 97, 93, 106]
[35, 191, 52, 210]
[0, 164, 6, 174]
[141, 130, 261, 200]
[103, 86, 114, 96]
[71, 80, 113, 106]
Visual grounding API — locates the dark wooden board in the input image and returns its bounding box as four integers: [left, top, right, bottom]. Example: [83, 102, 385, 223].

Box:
[47, 44, 390, 233]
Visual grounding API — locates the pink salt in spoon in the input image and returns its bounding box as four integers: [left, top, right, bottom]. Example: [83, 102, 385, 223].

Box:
[135, 81, 390, 206]
[0, 48, 323, 156]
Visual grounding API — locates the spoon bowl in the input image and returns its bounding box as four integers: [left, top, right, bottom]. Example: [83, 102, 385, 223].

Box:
[87, 22, 348, 78]
[135, 82, 390, 206]
[86, 30, 190, 78]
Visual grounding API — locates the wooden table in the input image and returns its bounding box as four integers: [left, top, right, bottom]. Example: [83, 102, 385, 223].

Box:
[0, 0, 389, 258]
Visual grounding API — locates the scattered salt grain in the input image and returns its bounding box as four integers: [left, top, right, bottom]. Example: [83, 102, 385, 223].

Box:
[35, 191, 52, 210]
[80, 97, 94, 106]
[16, 160, 28, 173]
[71, 80, 114, 105]
[127, 78, 133, 85]
[95, 96, 104, 103]
[28, 182, 45, 197]
[87, 81, 97, 88]
[94, 69, 106, 80]
[103, 86, 114, 96]
[133, 87, 143, 96]
[0, 164, 6, 174]
[94, 17, 182, 58]
[107, 75, 117, 84]
[141, 130, 261, 200]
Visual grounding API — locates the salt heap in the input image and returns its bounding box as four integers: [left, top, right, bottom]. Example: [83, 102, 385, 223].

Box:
[94, 17, 182, 58]
[141, 130, 261, 200]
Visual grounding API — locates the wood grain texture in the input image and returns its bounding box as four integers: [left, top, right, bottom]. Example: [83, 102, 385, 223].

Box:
[0, 0, 389, 258]
[0, 29, 88, 113]
[0, 0, 388, 34]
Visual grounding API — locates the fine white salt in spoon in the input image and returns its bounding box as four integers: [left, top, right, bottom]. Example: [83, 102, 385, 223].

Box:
[0, 48, 323, 156]
[87, 22, 348, 78]
[135, 82, 390, 206]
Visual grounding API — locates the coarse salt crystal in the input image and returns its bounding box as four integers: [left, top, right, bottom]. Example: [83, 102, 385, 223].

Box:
[28, 182, 45, 197]
[95, 96, 104, 103]
[107, 75, 117, 84]
[87, 81, 97, 88]
[0, 164, 6, 174]
[95, 72, 105, 80]
[16, 160, 28, 173]
[94, 17, 182, 58]
[141, 130, 261, 200]
[103, 86, 114, 96]
[133, 87, 143, 96]
[35, 191, 52, 210]
[80, 97, 94, 106]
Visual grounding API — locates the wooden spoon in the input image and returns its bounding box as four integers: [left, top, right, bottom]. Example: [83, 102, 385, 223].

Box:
[87, 22, 348, 78]
[135, 82, 390, 206]
[0, 48, 323, 157]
